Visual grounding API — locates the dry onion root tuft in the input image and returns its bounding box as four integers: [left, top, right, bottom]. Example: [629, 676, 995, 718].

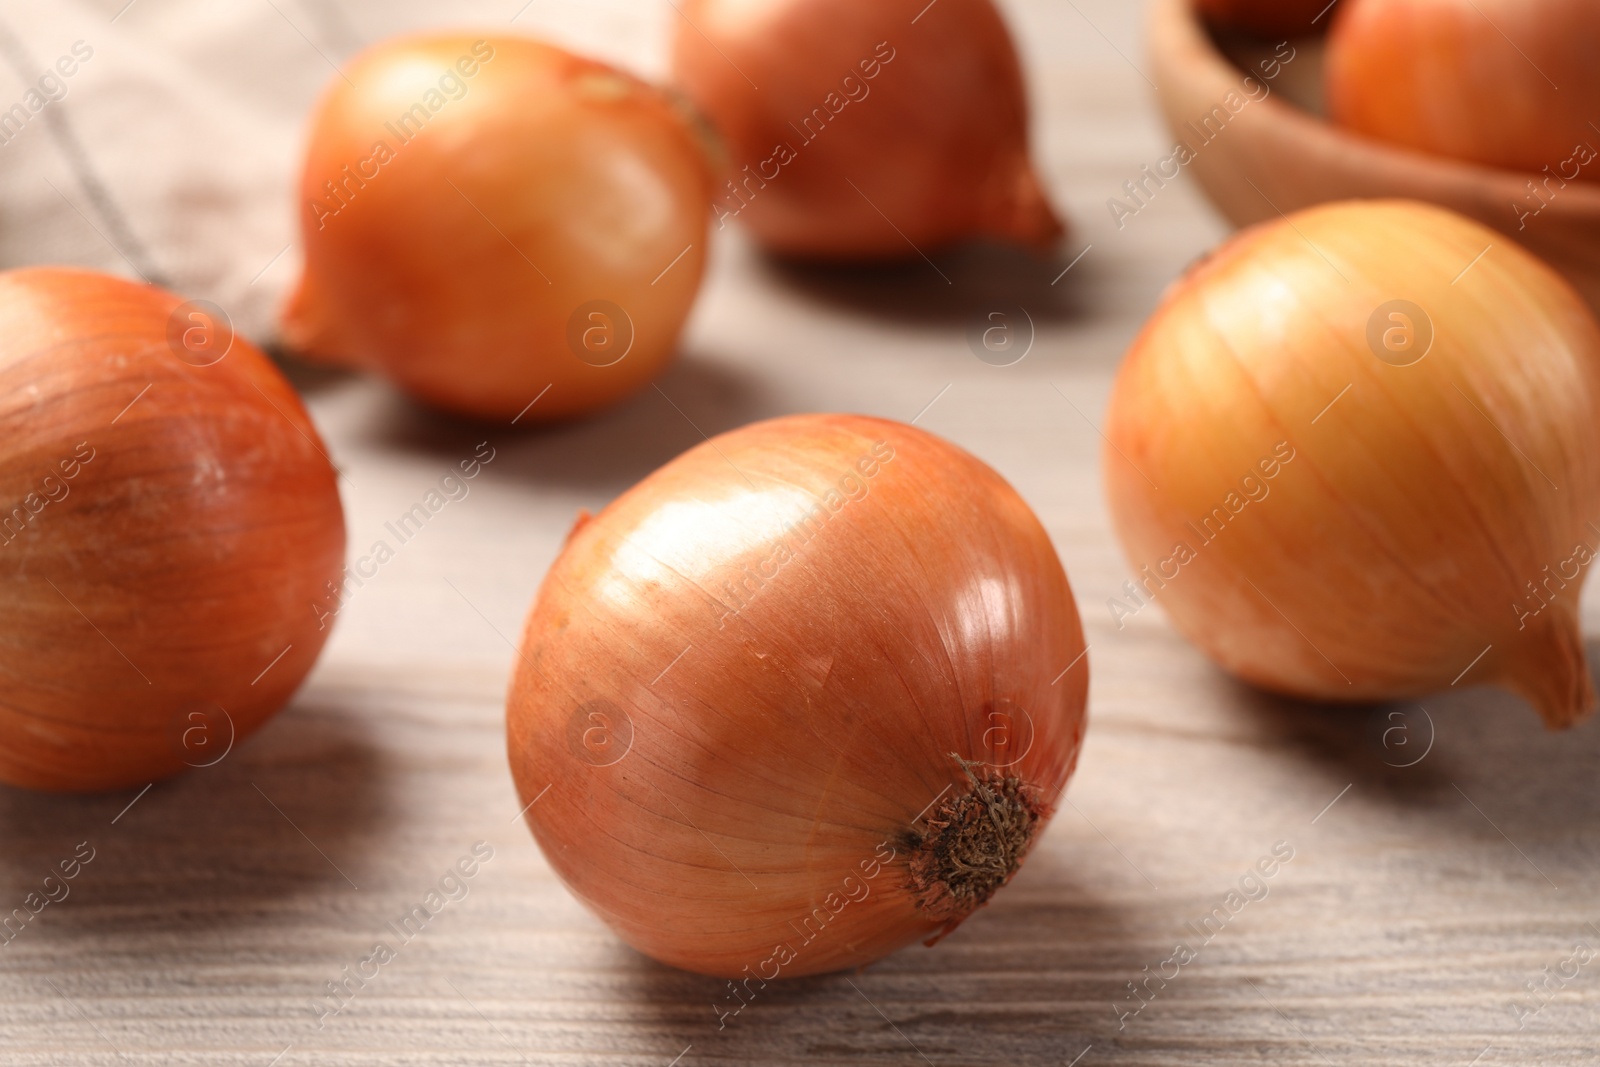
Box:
[506, 414, 1088, 978]
[905, 757, 1047, 930]
[1104, 200, 1600, 729]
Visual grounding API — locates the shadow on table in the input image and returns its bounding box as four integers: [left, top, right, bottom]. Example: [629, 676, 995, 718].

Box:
[345, 353, 783, 495]
[270, 348, 360, 398]
[1226, 682, 1454, 806]
[1229, 652, 1600, 828]
[757, 239, 1097, 326]
[0, 696, 396, 940]
[611, 857, 1131, 1065]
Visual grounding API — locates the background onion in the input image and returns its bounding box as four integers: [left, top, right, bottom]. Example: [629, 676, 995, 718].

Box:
[283, 34, 714, 422]
[1326, 0, 1600, 176]
[670, 0, 1064, 259]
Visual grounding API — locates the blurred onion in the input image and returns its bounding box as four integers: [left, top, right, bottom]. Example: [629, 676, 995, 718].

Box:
[671, 0, 1064, 259]
[284, 34, 714, 421]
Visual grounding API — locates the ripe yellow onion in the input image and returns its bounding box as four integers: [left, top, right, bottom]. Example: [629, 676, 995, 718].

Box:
[669, 0, 1064, 259]
[1104, 200, 1600, 728]
[506, 414, 1088, 978]
[283, 35, 714, 422]
[1326, 0, 1600, 176]
[0, 268, 346, 791]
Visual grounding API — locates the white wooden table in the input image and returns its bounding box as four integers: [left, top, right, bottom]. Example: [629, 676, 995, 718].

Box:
[2, 1, 1597, 1063]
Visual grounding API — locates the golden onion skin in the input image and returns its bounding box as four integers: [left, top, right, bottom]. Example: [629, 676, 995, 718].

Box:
[1104, 200, 1600, 728]
[507, 414, 1088, 978]
[283, 35, 713, 422]
[0, 268, 346, 791]
[670, 0, 1063, 259]
[1327, 0, 1600, 176]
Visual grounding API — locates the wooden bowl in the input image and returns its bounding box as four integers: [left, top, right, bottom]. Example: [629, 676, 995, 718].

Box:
[1148, 0, 1600, 311]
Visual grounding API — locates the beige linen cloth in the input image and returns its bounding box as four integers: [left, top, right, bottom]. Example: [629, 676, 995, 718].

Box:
[0, 0, 671, 343]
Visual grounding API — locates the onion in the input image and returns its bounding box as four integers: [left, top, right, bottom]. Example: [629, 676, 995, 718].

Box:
[0, 268, 346, 791]
[282, 35, 714, 422]
[669, 0, 1064, 259]
[506, 414, 1087, 978]
[1196, 0, 1334, 36]
[1104, 200, 1600, 728]
[1326, 0, 1600, 176]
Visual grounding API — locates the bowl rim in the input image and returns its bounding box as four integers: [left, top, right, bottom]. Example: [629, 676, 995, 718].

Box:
[1148, 0, 1600, 218]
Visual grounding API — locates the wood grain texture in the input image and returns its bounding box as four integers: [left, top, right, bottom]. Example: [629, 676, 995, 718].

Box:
[2, 0, 1599, 1064]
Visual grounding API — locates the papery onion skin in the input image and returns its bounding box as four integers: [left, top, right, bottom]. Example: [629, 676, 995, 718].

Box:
[1195, 0, 1335, 36]
[669, 0, 1064, 259]
[0, 268, 346, 791]
[1326, 0, 1600, 176]
[1104, 200, 1600, 728]
[283, 35, 713, 422]
[507, 414, 1087, 978]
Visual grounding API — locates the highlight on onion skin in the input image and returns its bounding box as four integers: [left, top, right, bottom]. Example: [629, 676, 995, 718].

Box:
[669, 0, 1064, 260]
[1326, 0, 1600, 177]
[1195, 0, 1335, 37]
[0, 268, 346, 792]
[506, 414, 1088, 978]
[283, 34, 714, 422]
[1103, 199, 1600, 729]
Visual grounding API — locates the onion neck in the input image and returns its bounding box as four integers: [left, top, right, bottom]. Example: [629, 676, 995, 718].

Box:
[977, 160, 1065, 252]
[1496, 603, 1597, 730]
[280, 276, 364, 369]
[905, 756, 1046, 943]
